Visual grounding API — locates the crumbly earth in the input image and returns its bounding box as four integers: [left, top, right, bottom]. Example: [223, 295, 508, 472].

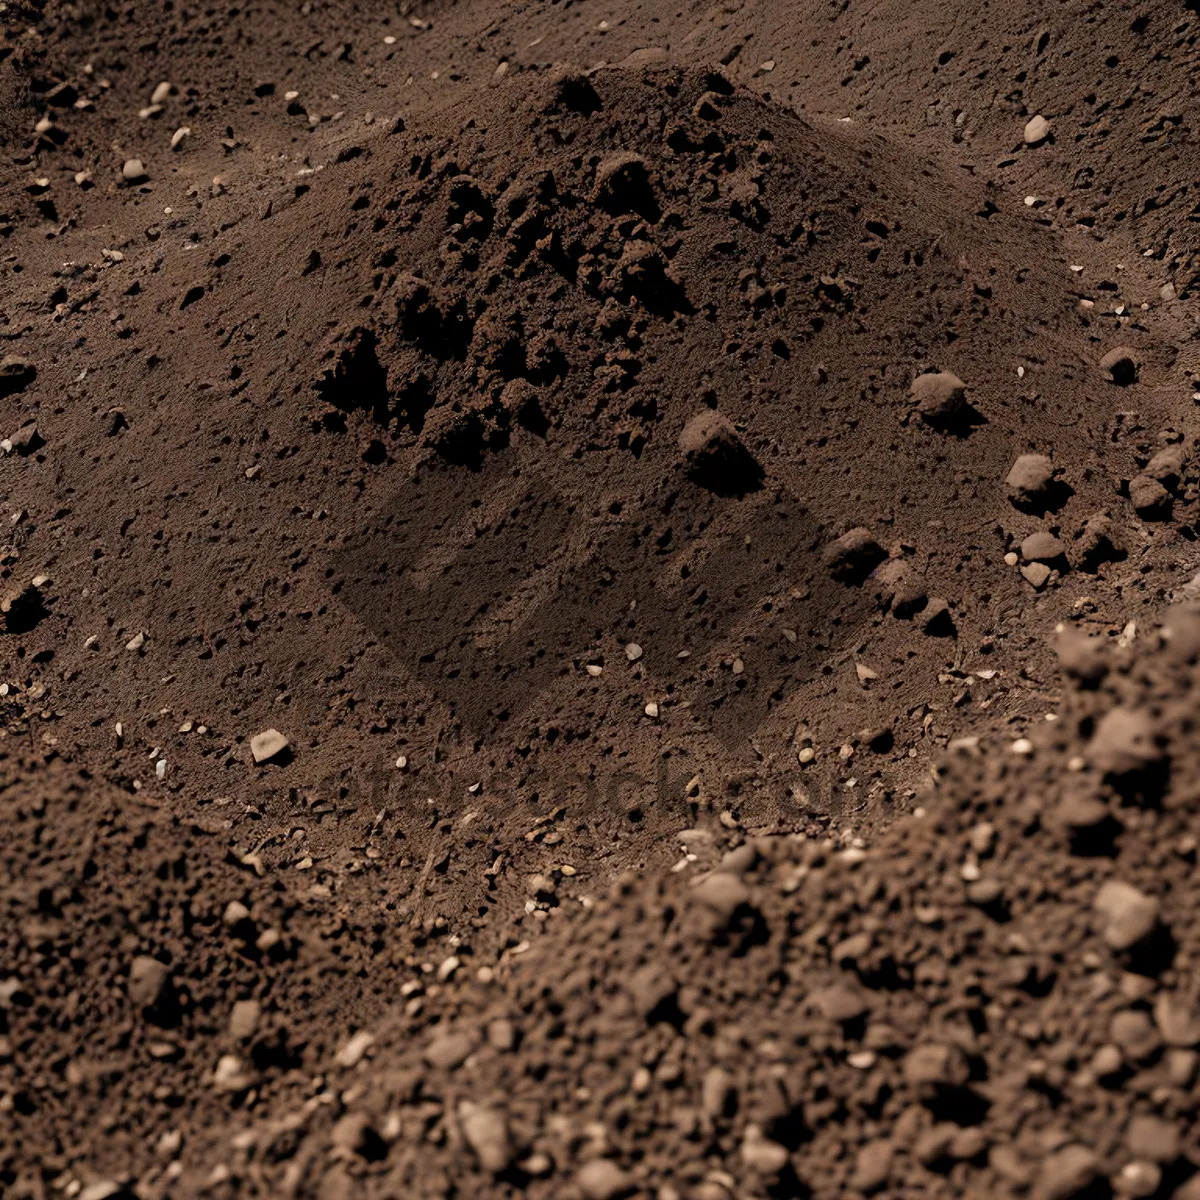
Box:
[1, 0, 1199, 1196]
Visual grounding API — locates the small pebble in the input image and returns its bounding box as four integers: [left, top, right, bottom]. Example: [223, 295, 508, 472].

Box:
[1023, 114, 1051, 145]
[249, 728, 289, 763]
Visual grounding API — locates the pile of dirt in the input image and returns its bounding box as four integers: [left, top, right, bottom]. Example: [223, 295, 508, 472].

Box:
[2, 0, 1200, 1195]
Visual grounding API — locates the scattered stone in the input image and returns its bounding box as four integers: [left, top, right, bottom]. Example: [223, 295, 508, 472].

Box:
[575, 1159, 634, 1200]
[824, 527, 886, 585]
[1153, 993, 1200, 1047]
[487, 1017, 516, 1052]
[903, 1042, 969, 1090]
[1099, 347, 1139, 385]
[212, 1054, 255, 1093]
[229, 999, 261, 1040]
[1035, 1144, 1099, 1200]
[1129, 473, 1170, 517]
[677, 410, 763, 494]
[423, 1030, 475, 1070]
[1021, 562, 1052, 590]
[1125, 1114, 1179, 1163]
[7, 422, 44, 455]
[741, 1127, 790, 1175]
[1094, 880, 1160, 951]
[1006, 454, 1055, 509]
[1114, 1161, 1161, 1198]
[1111, 1009, 1161, 1061]
[625, 642, 643, 662]
[691, 871, 752, 930]
[627, 963, 678, 1021]
[330, 1112, 385, 1160]
[171, 126, 190, 150]
[1145, 444, 1184, 487]
[0, 356, 36, 398]
[458, 1102, 514, 1173]
[701, 1066, 736, 1119]
[1074, 512, 1124, 572]
[250, 728, 289, 763]
[1023, 114, 1051, 145]
[336, 1029, 375, 1067]
[122, 158, 148, 183]
[1090, 707, 1162, 777]
[871, 558, 926, 616]
[811, 983, 869, 1023]
[851, 1140, 894, 1193]
[911, 370, 967, 425]
[151, 81, 174, 105]
[1021, 531, 1065, 562]
[128, 956, 170, 1008]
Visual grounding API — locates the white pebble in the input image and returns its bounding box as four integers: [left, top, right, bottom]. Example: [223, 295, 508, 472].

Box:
[1011, 737, 1034, 755]
[625, 643, 643, 662]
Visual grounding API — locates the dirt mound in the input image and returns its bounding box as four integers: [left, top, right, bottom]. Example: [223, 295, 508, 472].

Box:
[2, 0, 1200, 1195]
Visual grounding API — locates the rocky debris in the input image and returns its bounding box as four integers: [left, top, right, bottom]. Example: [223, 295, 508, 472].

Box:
[1099, 346, 1138, 386]
[458, 1103, 514, 1173]
[823, 527, 886, 584]
[1035, 1144, 1099, 1200]
[128, 956, 170, 1009]
[1093, 880, 1161, 951]
[1129, 473, 1170, 517]
[1145, 444, 1185, 487]
[1023, 113, 1051, 145]
[1090, 706, 1163, 778]
[910, 370, 967, 426]
[1020, 561, 1052, 589]
[228, 999, 261, 1040]
[5, 421, 44, 456]
[122, 157, 148, 182]
[0, 355, 36, 398]
[677, 410, 763, 494]
[249, 728, 289, 763]
[7, 3, 1200, 1194]
[871, 557, 926, 617]
[575, 1159, 634, 1200]
[1020, 530, 1065, 563]
[1006, 453, 1057, 511]
[1074, 513, 1124, 572]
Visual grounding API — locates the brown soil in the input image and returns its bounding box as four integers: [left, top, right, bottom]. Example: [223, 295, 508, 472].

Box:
[2, 0, 1199, 1196]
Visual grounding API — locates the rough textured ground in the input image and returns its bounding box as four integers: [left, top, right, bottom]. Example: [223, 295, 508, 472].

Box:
[2, 0, 1199, 1195]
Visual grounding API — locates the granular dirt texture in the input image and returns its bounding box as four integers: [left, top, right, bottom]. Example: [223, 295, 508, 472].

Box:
[96, 606, 1200, 1199]
[2, 0, 1200, 1195]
